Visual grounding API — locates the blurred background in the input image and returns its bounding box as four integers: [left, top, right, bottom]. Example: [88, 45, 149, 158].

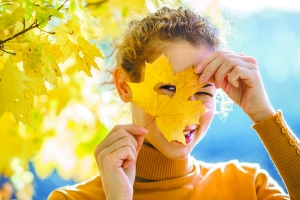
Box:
[0, 0, 299, 199]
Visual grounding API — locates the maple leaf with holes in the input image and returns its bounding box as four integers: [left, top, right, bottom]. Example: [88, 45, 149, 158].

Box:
[127, 54, 206, 145]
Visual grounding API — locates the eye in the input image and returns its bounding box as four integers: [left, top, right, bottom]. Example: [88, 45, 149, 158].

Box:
[195, 92, 213, 97]
[160, 85, 176, 92]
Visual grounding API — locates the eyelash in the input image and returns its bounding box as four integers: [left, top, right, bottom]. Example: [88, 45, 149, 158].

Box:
[160, 85, 212, 97]
[160, 85, 176, 92]
[195, 92, 213, 97]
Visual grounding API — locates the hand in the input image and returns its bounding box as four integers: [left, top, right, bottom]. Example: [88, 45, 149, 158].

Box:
[94, 125, 148, 200]
[195, 50, 275, 123]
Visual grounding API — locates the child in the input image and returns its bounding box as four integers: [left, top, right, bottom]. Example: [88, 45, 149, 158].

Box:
[48, 6, 300, 200]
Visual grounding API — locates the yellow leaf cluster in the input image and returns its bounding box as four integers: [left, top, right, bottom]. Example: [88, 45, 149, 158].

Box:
[85, 0, 148, 40]
[50, 15, 103, 77]
[0, 1, 105, 195]
[30, 62, 109, 182]
[128, 55, 206, 144]
[0, 1, 103, 126]
[0, 59, 34, 126]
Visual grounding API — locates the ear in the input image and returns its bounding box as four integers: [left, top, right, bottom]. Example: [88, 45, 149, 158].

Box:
[114, 66, 131, 102]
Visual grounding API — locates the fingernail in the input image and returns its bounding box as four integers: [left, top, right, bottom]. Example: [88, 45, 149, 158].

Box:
[199, 74, 205, 84]
[140, 127, 149, 133]
[195, 64, 203, 73]
[215, 82, 219, 88]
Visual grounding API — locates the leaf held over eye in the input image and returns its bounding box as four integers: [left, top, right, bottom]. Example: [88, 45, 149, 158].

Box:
[127, 54, 206, 145]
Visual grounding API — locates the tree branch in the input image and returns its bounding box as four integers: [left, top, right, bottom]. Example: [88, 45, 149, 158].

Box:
[57, 0, 68, 11]
[86, 0, 108, 7]
[0, 0, 68, 46]
[39, 29, 55, 34]
[0, 22, 39, 46]
[0, 48, 16, 55]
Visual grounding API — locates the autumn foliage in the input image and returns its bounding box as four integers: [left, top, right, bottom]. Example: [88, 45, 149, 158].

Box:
[0, 0, 220, 198]
[0, 0, 102, 127]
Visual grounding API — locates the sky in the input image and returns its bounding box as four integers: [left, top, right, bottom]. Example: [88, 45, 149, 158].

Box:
[219, 0, 300, 11]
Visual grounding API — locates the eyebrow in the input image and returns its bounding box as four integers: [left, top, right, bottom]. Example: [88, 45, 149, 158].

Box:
[202, 83, 214, 88]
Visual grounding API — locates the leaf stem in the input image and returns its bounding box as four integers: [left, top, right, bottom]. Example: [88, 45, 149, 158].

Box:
[57, 0, 68, 11]
[86, 0, 108, 7]
[0, 48, 16, 55]
[144, 117, 156, 129]
[39, 29, 55, 34]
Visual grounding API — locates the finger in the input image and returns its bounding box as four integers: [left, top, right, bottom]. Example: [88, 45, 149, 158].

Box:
[214, 59, 256, 88]
[198, 54, 257, 84]
[95, 131, 138, 162]
[102, 146, 136, 170]
[111, 137, 138, 158]
[107, 132, 145, 155]
[195, 50, 231, 73]
[195, 51, 256, 74]
[101, 128, 139, 150]
[98, 137, 138, 167]
[97, 124, 148, 147]
[134, 134, 146, 154]
[226, 66, 255, 88]
[111, 124, 148, 135]
[103, 129, 146, 155]
[195, 51, 226, 73]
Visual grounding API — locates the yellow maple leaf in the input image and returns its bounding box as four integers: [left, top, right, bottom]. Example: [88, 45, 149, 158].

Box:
[128, 54, 206, 144]
[0, 59, 34, 126]
[51, 15, 103, 77]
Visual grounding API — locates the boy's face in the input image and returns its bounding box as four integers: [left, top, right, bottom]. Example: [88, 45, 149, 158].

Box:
[131, 41, 216, 159]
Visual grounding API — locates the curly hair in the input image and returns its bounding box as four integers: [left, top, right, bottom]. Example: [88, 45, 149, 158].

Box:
[115, 6, 224, 82]
[104, 6, 232, 120]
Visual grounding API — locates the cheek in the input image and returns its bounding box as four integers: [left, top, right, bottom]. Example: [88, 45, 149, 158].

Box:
[202, 98, 216, 112]
[131, 103, 154, 126]
[199, 99, 215, 126]
[199, 109, 214, 124]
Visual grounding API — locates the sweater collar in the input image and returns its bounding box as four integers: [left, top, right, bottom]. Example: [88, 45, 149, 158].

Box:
[135, 144, 192, 181]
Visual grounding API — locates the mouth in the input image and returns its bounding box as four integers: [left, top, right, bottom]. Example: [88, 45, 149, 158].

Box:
[184, 130, 194, 136]
[182, 127, 197, 144]
[173, 126, 198, 145]
[183, 130, 192, 136]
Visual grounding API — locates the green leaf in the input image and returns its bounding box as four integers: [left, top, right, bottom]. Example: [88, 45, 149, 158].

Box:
[35, 5, 64, 28]
[22, 0, 64, 28]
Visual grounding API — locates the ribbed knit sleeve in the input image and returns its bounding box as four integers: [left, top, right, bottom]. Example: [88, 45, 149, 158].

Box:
[252, 110, 300, 200]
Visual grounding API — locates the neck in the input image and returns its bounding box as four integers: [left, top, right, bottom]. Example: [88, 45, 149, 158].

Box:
[135, 144, 192, 182]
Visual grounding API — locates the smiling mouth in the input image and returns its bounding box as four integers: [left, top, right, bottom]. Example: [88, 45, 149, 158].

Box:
[183, 131, 192, 136]
[183, 126, 197, 136]
[184, 129, 195, 136]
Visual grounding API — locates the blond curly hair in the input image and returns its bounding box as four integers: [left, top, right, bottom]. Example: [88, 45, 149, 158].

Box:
[115, 6, 224, 82]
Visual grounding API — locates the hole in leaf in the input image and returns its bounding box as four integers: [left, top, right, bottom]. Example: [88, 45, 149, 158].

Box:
[153, 82, 176, 98]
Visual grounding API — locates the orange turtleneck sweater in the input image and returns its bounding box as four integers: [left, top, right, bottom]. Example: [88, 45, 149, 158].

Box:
[48, 111, 300, 200]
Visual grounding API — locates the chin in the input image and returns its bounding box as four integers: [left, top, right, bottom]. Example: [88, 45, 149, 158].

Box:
[146, 131, 203, 160]
[166, 152, 190, 160]
[160, 141, 194, 160]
